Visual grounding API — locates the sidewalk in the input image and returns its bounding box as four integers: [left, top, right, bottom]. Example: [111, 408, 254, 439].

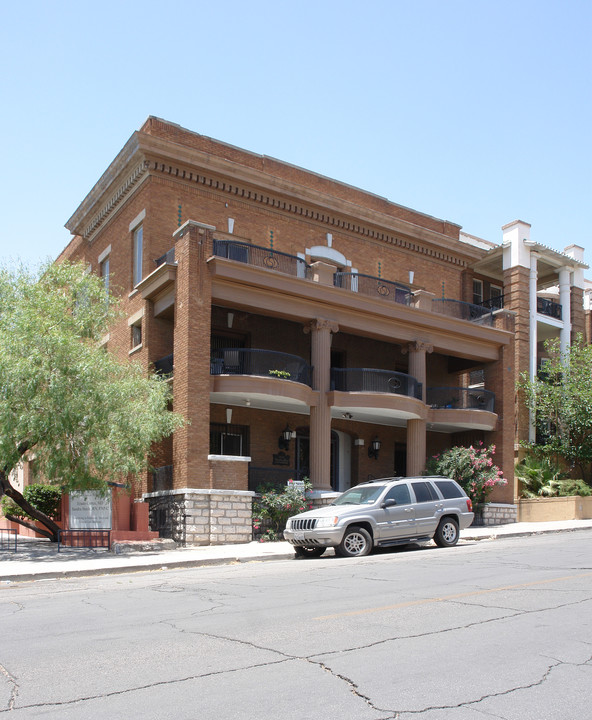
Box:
[2, 519, 592, 583]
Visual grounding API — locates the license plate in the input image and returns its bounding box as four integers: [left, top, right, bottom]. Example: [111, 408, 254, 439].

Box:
[293, 532, 305, 542]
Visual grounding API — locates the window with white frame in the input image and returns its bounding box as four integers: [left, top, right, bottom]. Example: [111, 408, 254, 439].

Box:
[133, 225, 143, 286]
[472, 279, 483, 305]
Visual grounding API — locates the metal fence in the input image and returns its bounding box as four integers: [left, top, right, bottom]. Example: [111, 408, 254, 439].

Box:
[334, 272, 412, 305]
[426, 386, 495, 412]
[331, 368, 422, 399]
[57, 530, 111, 551]
[0, 528, 17, 552]
[537, 297, 562, 320]
[213, 239, 311, 279]
[211, 348, 312, 386]
[154, 248, 176, 267]
[432, 298, 494, 325]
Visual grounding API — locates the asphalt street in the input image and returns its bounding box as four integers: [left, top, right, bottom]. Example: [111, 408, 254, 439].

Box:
[1, 530, 591, 719]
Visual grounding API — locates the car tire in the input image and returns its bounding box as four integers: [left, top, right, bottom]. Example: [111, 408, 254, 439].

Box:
[433, 517, 459, 547]
[335, 526, 373, 557]
[294, 546, 326, 558]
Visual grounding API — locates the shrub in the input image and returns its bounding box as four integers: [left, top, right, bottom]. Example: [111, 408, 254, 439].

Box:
[515, 455, 566, 498]
[1, 483, 62, 520]
[253, 479, 312, 541]
[426, 443, 506, 507]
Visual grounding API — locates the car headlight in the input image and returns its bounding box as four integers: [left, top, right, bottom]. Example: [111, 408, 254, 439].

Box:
[286, 518, 293, 529]
[315, 516, 339, 528]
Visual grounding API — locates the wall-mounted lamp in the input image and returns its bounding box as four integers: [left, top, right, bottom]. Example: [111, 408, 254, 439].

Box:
[278, 425, 292, 451]
[368, 436, 381, 460]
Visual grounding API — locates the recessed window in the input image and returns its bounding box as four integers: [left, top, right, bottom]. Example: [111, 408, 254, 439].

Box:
[210, 423, 250, 456]
[131, 322, 142, 349]
[133, 225, 143, 286]
[472, 279, 483, 305]
[100, 256, 110, 293]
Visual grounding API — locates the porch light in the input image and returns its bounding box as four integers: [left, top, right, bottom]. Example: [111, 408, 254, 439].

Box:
[368, 436, 381, 459]
[278, 425, 292, 451]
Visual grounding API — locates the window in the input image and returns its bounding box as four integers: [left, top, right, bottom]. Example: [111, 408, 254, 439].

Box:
[131, 322, 142, 349]
[472, 279, 483, 305]
[384, 484, 411, 505]
[411, 481, 439, 503]
[434, 480, 463, 499]
[100, 256, 110, 293]
[210, 423, 250, 456]
[133, 225, 143, 286]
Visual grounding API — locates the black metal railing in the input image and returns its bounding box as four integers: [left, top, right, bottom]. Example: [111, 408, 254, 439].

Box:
[154, 354, 174, 377]
[331, 368, 422, 400]
[426, 387, 495, 412]
[152, 465, 173, 492]
[537, 297, 562, 320]
[213, 240, 311, 279]
[334, 272, 412, 305]
[210, 348, 312, 386]
[432, 299, 494, 326]
[480, 295, 505, 310]
[155, 248, 176, 267]
[0, 528, 17, 552]
[57, 530, 111, 552]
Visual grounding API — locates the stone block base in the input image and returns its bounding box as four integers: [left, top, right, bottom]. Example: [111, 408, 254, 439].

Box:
[482, 503, 517, 525]
[144, 488, 255, 546]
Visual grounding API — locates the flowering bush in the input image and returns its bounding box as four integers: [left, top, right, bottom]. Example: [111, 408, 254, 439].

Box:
[426, 443, 506, 507]
[253, 480, 313, 542]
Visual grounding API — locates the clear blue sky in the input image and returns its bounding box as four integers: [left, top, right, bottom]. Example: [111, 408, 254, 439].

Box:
[1, 0, 590, 269]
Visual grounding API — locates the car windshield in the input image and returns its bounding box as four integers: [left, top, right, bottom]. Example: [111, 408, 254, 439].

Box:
[332, 485, 385, 506]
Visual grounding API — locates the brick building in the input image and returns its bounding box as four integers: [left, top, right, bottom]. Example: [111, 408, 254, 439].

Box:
[58, 117, 587, 543]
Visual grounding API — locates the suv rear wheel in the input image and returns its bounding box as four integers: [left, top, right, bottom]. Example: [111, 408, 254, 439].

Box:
[335, 526, 372, 557]
[434, 517, 459, 547]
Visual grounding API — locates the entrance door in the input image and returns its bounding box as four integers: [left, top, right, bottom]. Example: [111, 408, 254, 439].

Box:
[295, 430, 339, 489]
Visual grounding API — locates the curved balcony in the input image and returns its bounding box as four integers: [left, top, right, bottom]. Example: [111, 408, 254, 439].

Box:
[333, 272, 412, 306]
[331, 368, 422, 398]
[211, 349, 312, 386]
[432, 298, 494, 326]
[427, 387, 495, 412]
[427, 387, 497, 432]
[212, 239, 311, 279]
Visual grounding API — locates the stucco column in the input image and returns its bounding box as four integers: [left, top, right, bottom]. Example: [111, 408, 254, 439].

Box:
[558, 267, 572, 360]
[172, 220, 216, 490]
[406, 419, 426, 476]
[306, 318, 339, 490]
[403, 341, 432, 402]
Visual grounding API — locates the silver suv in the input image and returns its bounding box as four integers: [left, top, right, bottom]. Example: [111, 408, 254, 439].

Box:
[283, 476, 474, 558]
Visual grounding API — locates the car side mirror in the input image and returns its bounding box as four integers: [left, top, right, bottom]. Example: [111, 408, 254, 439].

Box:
[382, 498, 397, 508]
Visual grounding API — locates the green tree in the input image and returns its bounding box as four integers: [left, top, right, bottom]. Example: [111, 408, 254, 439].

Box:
[0, 262, 183, 541]
[519, 336, 592, 484]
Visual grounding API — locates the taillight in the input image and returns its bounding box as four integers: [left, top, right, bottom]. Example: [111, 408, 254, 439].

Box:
[466, 498, 473, 512]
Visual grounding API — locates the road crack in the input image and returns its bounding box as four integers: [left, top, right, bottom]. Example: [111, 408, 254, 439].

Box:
[0, 664, 19, 711]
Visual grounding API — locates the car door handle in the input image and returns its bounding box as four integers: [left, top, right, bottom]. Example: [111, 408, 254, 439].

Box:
[405, 508, 413, 513]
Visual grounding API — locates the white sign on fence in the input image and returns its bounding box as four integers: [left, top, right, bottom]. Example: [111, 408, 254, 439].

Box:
[287, 480, 306, 492]
[69, 491, 112, 529]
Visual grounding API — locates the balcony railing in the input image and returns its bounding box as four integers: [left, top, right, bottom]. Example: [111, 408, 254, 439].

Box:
[152, 465, 173, 492]
[210, 348, 312, 386]
[426, 387, 495, 412]
[537, 297, 562, 320]
[154, 354, 174, 377]
[333, 273, 412, 306]
[155, 248, 176, 267]
[212, 240, 311, 279]
[480, 295, 504, 311]
[432, 299, 494, 326]
[331, 368, 422, 400]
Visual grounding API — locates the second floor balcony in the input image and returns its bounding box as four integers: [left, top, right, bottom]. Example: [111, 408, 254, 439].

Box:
[331, 368, 422, 400]
[426, 386, 495, 412]
[432, 298, 494, 326]
[333, 273, 412, 306]
[210, 348, 312, 386]
[537, 297, 562, 320]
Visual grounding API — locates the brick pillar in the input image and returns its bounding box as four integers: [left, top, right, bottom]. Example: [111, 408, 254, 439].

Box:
[503, 265, 530, 447]
[570, 286, 585, 341]
[172, 220, 215, 490]
[485, 311, 516, 503]
[406, 419, 425, 476]
[306, 318, 338, 490]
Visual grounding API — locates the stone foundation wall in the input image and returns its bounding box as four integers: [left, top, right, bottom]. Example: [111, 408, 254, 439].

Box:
[482, 503, 517, 525]
[308, 491, 340, 508]
[144, 488, 255, 545]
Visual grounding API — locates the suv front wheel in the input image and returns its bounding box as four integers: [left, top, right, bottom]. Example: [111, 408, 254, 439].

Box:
[335, 526, 373, 557]
[434, 517, 459, 547]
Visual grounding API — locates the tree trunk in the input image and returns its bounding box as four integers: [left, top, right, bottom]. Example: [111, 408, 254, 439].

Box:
[4, 514, 54, 540]
[0, 471, 61, 542]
